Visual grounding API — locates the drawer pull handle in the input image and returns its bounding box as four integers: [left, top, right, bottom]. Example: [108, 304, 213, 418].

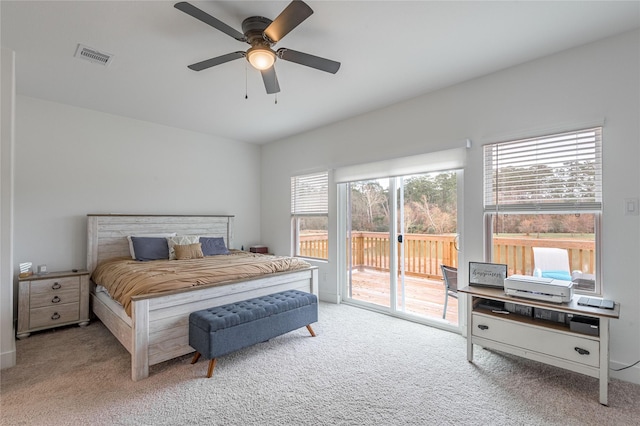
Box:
[478, 324, 489, 330]
[51, 296, 61, 304]
[52, 282, 61, 290]
[51, 312, 60, 320]
[575, 347, 590, 356]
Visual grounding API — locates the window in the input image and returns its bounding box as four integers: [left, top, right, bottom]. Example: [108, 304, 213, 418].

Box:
[483, 127, 602, 294]
[291, 171, 329, 260]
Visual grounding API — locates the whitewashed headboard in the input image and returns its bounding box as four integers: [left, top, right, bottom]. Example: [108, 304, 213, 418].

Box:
[86, 214, 234, 273]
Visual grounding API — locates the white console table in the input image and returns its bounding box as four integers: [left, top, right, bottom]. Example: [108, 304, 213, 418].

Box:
[460, 285, 620, 405]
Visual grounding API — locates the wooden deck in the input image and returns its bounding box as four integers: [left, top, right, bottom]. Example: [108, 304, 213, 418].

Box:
[348, 269, 459, 325]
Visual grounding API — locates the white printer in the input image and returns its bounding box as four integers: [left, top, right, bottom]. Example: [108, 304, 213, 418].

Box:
[503, 274, 574, 303]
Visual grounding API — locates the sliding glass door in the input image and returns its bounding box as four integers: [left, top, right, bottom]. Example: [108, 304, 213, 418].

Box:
[344, 171, 459, 324]
[346, 178, 393, 308]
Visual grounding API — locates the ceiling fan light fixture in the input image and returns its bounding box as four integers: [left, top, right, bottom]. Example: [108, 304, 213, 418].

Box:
[247, 47, 276, 70]
[176, 1, 340, 95]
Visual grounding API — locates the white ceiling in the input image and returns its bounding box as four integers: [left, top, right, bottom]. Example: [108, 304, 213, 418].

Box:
[2, 1, 639, 144]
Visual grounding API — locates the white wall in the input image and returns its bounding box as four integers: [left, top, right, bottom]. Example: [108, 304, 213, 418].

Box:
[1, 47, 16, 369]
[261, 30, 640, 384]
[10, 96, 263, 308]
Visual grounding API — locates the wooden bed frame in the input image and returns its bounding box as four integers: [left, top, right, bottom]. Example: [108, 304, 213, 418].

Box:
[87, 214, 318, 381]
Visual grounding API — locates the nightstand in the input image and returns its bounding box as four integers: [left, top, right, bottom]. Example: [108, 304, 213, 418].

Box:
[17, 269, 90, 339]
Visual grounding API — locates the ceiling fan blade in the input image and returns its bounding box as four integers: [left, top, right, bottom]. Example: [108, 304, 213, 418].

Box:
[260, 67, 280, 94]
[188, 51, 245, 71]
[175, 2, 246, 42]
[264, 0, 313, 43]
[277, 48, 340, 74]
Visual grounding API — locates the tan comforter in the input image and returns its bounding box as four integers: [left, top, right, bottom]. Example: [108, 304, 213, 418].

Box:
[91, 251, 312, 316]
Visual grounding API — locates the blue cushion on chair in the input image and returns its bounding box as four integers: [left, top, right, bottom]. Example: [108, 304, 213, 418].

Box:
[541, 270, 572, 281]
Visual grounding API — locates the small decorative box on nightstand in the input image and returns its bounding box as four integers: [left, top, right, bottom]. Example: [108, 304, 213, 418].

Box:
[250, 245, 269, 254]
[17, 269, 90, 339]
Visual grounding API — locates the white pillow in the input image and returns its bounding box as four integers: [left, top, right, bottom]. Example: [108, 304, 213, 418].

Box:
[127, 233, 177, 259]
[166, 235, 200, 260]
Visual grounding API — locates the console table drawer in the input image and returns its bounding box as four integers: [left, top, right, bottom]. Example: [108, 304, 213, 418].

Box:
[472, 313, 600, 368]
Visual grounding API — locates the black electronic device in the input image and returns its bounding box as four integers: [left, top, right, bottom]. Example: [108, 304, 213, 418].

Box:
[569, 315, 600, 336]
[477, 299, 505, 311]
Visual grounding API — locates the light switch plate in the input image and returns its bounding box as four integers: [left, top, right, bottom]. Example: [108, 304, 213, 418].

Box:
[623, 198, 639, 216]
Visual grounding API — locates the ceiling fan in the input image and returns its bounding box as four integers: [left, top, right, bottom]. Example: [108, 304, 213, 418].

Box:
[174, 1, 341, 94]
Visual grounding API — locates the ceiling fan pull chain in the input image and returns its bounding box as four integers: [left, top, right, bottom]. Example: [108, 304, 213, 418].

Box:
[245, 64, 248, 99]
[275, 93, 278, 104]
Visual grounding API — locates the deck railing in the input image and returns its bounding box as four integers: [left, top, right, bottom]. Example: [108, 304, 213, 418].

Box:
[300, 233, 595, 280]
[493, 236, 595, 276]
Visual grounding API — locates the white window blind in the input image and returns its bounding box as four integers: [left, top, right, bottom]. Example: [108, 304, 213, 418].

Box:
[291, 171, 328, 215]
[334, 148, 466, 183]
[484, 127, 602, 212]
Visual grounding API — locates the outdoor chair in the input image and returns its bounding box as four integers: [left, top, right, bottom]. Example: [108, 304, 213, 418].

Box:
[440, 264, 458, 320]
[532, 247, 579, 282]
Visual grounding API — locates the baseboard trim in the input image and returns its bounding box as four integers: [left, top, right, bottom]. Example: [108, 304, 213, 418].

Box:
[1, 347, 16, 370]
[610, 360, 640, 385]
[319, 291, 340, 304]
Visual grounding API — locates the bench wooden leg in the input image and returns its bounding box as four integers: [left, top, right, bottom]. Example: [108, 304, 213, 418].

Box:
[191, 352, 216, 378]
[207, 358, 217, 378]
[306, 324, 316, 337]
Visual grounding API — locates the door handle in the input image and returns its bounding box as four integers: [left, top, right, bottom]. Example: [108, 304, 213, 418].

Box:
[397, 235, 403, 243]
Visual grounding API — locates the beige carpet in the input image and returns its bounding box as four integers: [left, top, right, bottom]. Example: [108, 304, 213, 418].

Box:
[1, 302, 639, 425]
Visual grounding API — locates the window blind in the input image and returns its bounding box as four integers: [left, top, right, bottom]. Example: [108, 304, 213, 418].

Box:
[334, 148, 466, 184]
[291, 171, 328, 215]
[484, 127, 602, 212]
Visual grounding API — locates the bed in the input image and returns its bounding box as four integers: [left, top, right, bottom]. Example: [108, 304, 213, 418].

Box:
[87, 214, 318, 381]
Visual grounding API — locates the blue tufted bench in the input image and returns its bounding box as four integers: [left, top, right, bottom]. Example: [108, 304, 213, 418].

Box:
[189, 290, 318, 377]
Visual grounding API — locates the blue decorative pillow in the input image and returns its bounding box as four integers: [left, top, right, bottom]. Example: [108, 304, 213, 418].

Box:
[130, 236, 170, 261]
[200, 237, 230, 256]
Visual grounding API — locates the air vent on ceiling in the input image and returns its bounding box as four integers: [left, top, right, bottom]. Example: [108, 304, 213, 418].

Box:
[74, 44, 113, 66]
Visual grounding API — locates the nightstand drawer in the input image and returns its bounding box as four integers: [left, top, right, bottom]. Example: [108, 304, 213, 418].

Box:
[30, 280, 80, 308]
[30, 276, 79, 294]
[29, 303, 80, 329]
[17, 270, 90, 339]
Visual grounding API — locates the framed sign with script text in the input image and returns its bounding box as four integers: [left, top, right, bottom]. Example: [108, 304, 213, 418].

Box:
[469, 262, 508, 288]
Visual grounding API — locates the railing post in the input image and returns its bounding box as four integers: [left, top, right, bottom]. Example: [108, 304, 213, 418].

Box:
[357, 234, 364, 272]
